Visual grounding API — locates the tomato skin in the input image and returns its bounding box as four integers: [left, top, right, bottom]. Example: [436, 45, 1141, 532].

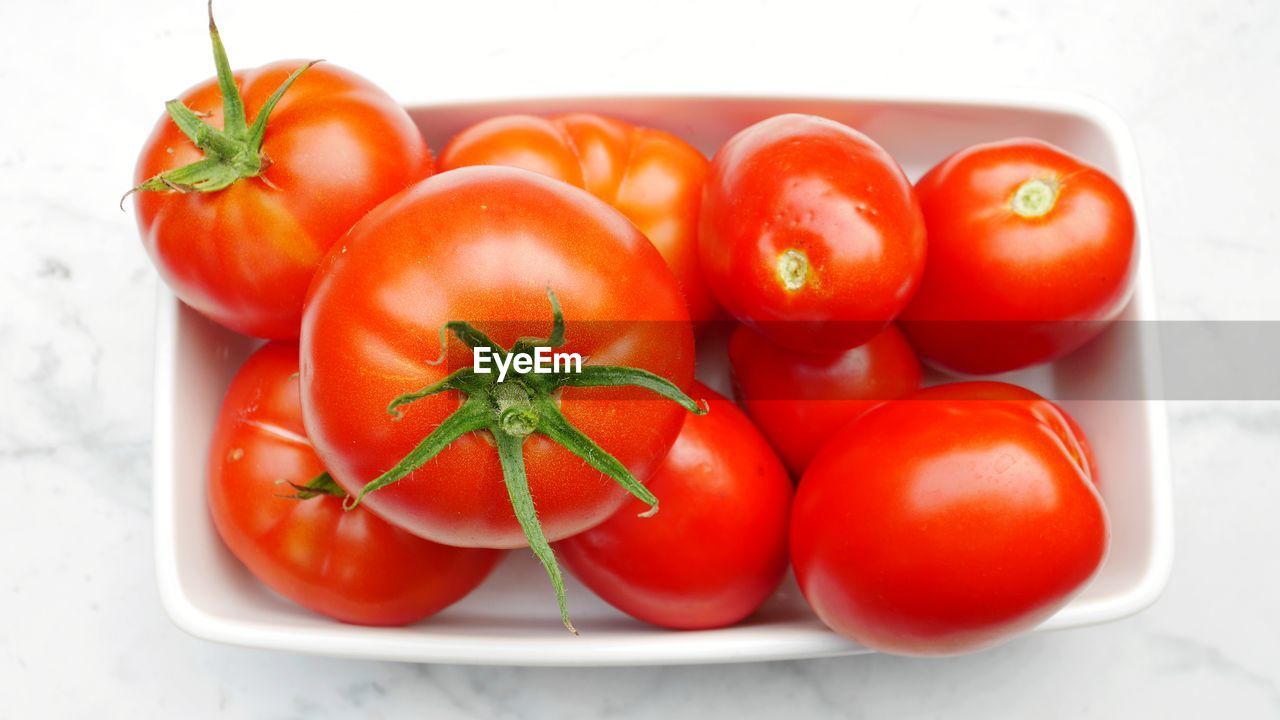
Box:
[438, 113, 717, 328]
[207, 342, 501, 626]
[729, 322, 922, 477]
[698, 114, 926, 352]
[134, 62, 433, 339]
[900, 138, 1137, 374]
[300, 167, 696, 549]
[791, 381, 1108, 656]
[912, 381, 1100, 486]
[555, 383, 792, 630]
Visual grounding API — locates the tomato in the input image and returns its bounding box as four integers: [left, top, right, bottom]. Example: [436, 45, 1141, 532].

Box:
[791, 381, 1108, 655]
[729, 322, 921, 477]
[132, 10, 432, 339]
[555, 383, 792, 630]
[207, 342, 501, 626]
[698, 114, 926, 352]
[913, 381, 1100, 486]
[438, 113, 717, 328]
[900, 138, 1137, 374]
[300, 166, 700, 631]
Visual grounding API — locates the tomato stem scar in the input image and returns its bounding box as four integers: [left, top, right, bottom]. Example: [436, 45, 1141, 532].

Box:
[1011, 178, 1060, 218]
[777, 248, 810, 291]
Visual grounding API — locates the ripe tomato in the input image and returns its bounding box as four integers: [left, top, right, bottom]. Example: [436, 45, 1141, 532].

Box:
[913, 380, 1100, 486]
[698, 114, 926, 352]
[438, 113, 717, 328]
[900, 138, 1137, 374]
[207, 342, 501, 626]
[791, 381, 1108, 655]
[300, 166, 699, 631]
[729, 322, 921, 477]
[555, 383, 792, 630]
[133, 10, 432, 339]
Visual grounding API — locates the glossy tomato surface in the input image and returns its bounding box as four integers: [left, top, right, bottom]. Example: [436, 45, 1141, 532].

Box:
[207, 342, 501, 626]
[729, 322, 922, 477]
[698, 114, 926, 352]
[900, 138, 1137, 374]
[300, 167, 696, 549]
[135, 62, 433, 339]
[556, 383, 792, 630]
[438, 113, 717, 328]
[791, 381, 1109, 655]
[913, 380, 1100, 486]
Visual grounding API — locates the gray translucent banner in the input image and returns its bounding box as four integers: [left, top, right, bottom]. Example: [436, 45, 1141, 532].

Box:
[423, 320, 1280, 401]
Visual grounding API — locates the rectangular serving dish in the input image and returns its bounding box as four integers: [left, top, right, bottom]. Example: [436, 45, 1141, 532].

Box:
[153, 91, 1173, 666]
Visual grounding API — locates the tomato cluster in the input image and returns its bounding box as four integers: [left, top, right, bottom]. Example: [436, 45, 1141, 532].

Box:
[133, 10, 1134, 655]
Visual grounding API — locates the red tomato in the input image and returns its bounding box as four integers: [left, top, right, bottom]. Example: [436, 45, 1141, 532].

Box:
[300, 166, 699, 630]
[133, 11, 432, 339]
[729, 322, 922, 477]
[555, 383, 792, 630]
[698, 114, 926, 352]
[207, 342, 501, 626]
[900, 138, 1137, 374]
[913, 381, 1100, 486]
[438, 113, 717, 328]
[791, 381, 1108, 655]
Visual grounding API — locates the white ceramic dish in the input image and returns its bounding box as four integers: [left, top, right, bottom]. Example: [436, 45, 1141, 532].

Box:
[153, 91, 1173, 666]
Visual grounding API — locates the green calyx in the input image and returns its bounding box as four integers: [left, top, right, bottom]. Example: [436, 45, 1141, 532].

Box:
[127, 2, 319, 198]
[279, 471, 347, 500]
[346, 289, 707, 634]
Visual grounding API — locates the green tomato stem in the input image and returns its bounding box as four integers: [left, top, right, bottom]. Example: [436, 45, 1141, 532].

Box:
[344, 289, 705, 633]
[279, 471, 348, 500]
[126, 1, 319, 198]
[495, 429, 577, 634]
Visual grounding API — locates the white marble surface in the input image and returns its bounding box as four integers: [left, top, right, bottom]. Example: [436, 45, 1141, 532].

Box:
[2, 0, 1278, 716]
